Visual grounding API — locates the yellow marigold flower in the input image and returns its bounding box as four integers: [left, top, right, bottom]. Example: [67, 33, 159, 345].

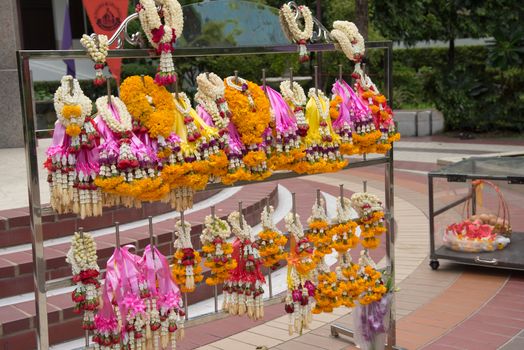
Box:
[66, 124, 82, 137]
[62, 104, 82, 119]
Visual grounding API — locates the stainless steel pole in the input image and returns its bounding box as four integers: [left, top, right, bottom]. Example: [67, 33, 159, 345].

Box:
[385, 41, 396, 349]
[17, 53, 49, 350]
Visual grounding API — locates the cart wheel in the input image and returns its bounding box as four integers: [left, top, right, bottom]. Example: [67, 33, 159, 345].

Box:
[429, 260, 440, 270]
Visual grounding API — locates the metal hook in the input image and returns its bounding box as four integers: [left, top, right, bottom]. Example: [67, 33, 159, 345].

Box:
[363, 180, 368, 192]
[174, 73, 180, 101]
[148, 216, 155, 260]
[238, 201, 243, 229]
[292, 192, 297, 223]
[339, 64, 343, 81]
[68, 78, 74, 96]
[106, 77, 112, 107]
[316, 189, 321, 206]
[180, 211, 185, 234]
[339, 184, 345, 209]
[211, 205, 216, 219]
[79, 226, 84, 239]
[314, 65, 319, 95]
[140, 74, 145, 86]
[234, 70, 239, 85]
[262, 68, 267, 95]
[289, 67, 294, 85]
[115, 221, 120, 248]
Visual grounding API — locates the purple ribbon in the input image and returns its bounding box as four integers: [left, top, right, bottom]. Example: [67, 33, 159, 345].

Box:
[359, 294, 392, 342]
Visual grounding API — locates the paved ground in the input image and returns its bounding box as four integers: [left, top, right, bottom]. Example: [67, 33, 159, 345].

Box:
[2, 136, 524, 349]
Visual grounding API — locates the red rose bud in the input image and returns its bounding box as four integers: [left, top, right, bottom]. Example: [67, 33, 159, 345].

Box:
[151, 323, 161, 331]
[221, 256, 228, 263]
[178, 309, 186, 317]
[301, 296, 309, 306]
[168, 325, 177, 332]
[285, 303, 294, 313]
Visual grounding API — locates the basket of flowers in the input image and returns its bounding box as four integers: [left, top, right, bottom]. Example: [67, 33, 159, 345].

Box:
[443, 180, 511, 253]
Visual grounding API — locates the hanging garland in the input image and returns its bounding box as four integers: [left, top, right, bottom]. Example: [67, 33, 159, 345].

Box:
[280, 80, 309, 136]
[137, 0, 183, 85]
[224, 76, 271, 180]
[351, 192, 386, 249]
[284, 212, 316, 335]
[306, 197, 333, 262]
[353, 63, 400, 153]
[257, 205, 288, 269]
[45, 76, 101, 218]
[200, 214, 237, 286]
[330, 81, 359, 155]
[313, 260, 342, 314]
[172, 219, 203, 292]
[292, 89, 347, 175]
[223, 211, 265, 320]
[120, 75, 176, 139]
[329, 196, 358, 253]
[66, 231, 100, 331]
[279, 3, 314, 62]
[80, 34, 109, 86]
[330, 21, 365, 62]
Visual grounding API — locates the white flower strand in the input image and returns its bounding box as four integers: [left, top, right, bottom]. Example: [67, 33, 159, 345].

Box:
[54, 75, 92, 130]
[195, 72, 231, 130]
[279, 3, 314, 62]
[66, 231, 99, 275]
[95, 96, 133, 133]
[330, 21, 365, 62]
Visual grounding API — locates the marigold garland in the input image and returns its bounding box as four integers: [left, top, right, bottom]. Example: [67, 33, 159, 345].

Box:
[224, 77, 271, 146]
[352, 192, 386, 249]
[329, 196, 359, 253]
[172, 220, 204, 293]
[313, 264, 342, 314]
[357, 252, 387, 305]
[120, 75, 176, 139]
[200, 214, 237, 286]
[307, 198, 334, 262]
[257, 205, 287, 269]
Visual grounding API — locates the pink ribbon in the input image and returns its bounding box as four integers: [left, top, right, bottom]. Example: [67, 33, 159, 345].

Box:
[94, 292, 118, 332]
[196, 105, 215, 127]
[331, 81, 354, 131]
[339, 80, 372, 124]
[123, 292, 146, 318]
[263, 85, 297, 135]
[46, 121, 68, 157]
[94, 116, 120, 156]
[76, 144, 100, 177]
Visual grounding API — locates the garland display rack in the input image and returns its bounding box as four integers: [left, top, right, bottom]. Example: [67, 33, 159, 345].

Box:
[16, 10, 397, 350]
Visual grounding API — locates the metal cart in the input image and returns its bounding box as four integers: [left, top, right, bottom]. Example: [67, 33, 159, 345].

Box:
[428, 156, 524, 271]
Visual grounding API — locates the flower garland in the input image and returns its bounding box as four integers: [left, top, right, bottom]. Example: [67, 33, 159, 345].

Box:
[224, 76, 271, 179]
[54, 76, 92, 137]
[46, 76, 102, 218]
[195, 72, 231, 131]
[279, 3, 314, 62]
[80, 34, 109, 86]
[224, 76, 271, 146]
[351, 192, 386, 249]
[172, 219, 203, 292]
[257, 205, 288, 269]
[284, 212, 316, 335]
[96, 96, 132, 133]
[330, 21, 365, 62]
[292, 89, 347, 175]
[313, 261, 342, 314]
[263, 85, 304, 170]
[329, 197, 358, 253]
[338, 252, 362, 308]
[137, 0, 183, 85]
[307, 197, 333, 262]
[280, 80, 309, 136]
[200, 214, 237, 286]
[357, 251, 388, 305]
[353, 63, 400, 153]
[66, 231, 100, 330]
[120, 75, 176, 139]
[284, 212, 316, 275]
[223, 211, 265, 320]
[331, 81, 359, 155]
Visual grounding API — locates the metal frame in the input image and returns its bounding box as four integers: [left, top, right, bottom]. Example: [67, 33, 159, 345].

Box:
[17, 40, 395, 350]
[428, 165, 524, 271]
